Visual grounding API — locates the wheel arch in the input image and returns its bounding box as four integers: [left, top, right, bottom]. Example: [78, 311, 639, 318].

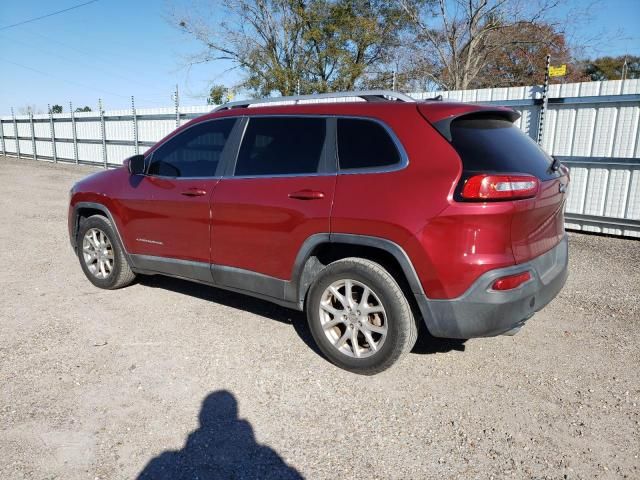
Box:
[289, 234, 428, 316]
[71, 202, 129, 260]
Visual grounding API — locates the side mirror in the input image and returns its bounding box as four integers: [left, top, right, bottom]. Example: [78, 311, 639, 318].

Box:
[127, 154, 146, 175]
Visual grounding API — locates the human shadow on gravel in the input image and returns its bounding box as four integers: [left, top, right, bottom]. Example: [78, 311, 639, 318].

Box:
[137, 390, 303, 480]
[138, 276, 464, 359]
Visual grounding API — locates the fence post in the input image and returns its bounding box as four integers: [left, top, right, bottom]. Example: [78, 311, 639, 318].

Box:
[29, 111, 37, 160]
[70, 102, 79, 164]
[47, 104, 57, 163]
[99, 98, 107, 168]
[12, 108, 20, 159]
[537, 54, 551, 145]
[131, 96, 139, 155]
[174, 84, 180, 129]
[0, 117, 5, 155]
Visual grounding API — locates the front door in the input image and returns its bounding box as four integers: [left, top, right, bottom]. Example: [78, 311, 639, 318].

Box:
[211, 116, 335, 285]
[118, 118, 238, 265]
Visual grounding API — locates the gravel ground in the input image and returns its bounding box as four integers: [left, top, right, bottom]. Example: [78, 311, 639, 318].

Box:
[0, 155, 638, 479]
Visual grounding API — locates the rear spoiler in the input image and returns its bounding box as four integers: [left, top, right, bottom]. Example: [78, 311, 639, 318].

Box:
[417, 103, 520, 142]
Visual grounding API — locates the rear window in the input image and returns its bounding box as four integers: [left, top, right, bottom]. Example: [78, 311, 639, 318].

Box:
[450, 115, 556, 180]
[337, 118, 401, 170]
[235, 117, 326, 176]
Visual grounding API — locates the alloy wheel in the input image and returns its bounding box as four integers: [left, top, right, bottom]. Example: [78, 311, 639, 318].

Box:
[318, 279, 388, 358]
[82, 228, 114, 279]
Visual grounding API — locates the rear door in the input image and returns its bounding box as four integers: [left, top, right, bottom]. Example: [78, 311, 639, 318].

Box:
[448, 114, 568, 263]
[210, 116, 335, 284]
[118, 118, 237, 264]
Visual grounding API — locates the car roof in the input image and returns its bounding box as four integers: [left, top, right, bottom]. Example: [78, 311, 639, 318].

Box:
[197, 100, 515, 124]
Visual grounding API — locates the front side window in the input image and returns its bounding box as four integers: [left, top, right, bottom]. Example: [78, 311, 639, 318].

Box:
[234, 117, 326, 176]
[337, 118, 401, 170]
[148, 118, 236, 177]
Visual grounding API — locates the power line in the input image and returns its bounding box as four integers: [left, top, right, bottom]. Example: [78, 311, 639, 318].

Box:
[0, 34, 170, 94]
[0, 0, 100, 31]
[19, 26, 175, 73]
[0, 57, 168, 106]
[0, 57, 128, 98]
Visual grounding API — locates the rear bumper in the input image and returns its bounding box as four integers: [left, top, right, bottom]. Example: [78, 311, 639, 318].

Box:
[417, 235, 568, 339]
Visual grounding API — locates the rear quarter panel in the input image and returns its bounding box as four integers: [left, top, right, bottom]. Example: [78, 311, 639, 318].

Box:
[331, 107, 462, 297]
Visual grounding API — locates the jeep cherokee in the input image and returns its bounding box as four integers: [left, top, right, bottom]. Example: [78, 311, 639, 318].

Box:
[68, 91, 569, 374]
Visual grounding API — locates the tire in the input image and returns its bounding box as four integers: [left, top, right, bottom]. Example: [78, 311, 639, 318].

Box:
[306, 257, 418, 375]
[77, 214, 136, 290]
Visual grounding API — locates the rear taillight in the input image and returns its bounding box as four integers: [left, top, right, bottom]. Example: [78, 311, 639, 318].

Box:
[491, 271, 531, 291]
[461, 174, 539, 200]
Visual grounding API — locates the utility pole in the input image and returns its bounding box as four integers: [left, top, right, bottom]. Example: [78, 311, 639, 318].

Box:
[174, 84, 180, 129]
[537, 54, 551, 146]
[98, 98, 107, 168]
[12, 107, 20, 159]
[131, 96, 139, 155]
[48, 104, 57, 163]
[70, 101, 79, 164]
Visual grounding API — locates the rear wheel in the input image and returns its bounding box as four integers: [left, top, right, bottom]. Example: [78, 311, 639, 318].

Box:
[306, 258, 418, 375]
[77, 215, 136, 289]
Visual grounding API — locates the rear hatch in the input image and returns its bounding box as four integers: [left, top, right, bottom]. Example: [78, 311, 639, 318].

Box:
[425, 106, 568, 264]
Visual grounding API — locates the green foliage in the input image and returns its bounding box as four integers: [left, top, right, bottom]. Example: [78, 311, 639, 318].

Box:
[583, 56, 640, 81]
[74, 106, 92, 112]
[173, 0, 409, 96]
[207, 85, 232, 105]
[50, 105, 63, 114]
[172, 0, 597, 94]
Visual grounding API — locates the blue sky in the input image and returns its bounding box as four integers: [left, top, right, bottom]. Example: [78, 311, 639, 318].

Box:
[0, 0, 639, 114]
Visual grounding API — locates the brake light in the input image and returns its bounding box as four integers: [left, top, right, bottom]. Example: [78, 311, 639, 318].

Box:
[492, 271, 531, 291]
[461, 174, 539, 200]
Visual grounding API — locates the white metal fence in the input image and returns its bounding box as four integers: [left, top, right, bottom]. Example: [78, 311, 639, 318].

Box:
[1, 79, 639, 238]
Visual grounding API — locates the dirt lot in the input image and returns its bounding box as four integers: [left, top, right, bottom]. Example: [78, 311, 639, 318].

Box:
[0, 155, 638, 479]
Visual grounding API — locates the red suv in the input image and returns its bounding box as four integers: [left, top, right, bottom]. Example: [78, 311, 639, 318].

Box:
[68, 91, 569, 374]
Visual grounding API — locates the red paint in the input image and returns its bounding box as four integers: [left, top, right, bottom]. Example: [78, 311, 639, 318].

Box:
[69, 100, 567, 300]
[210, 176, 335, 279]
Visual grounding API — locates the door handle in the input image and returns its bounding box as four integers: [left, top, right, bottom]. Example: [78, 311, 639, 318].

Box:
[181, 188, 208, 197]
[288, 189, 325, 200]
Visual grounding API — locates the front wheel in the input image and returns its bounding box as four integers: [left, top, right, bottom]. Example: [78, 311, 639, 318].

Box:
[306, 258, 418, 375]
[77, 215, 136, 289]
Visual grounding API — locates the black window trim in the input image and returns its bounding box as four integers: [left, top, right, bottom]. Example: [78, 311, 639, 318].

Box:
[335, 116, 409, 175]
[144, 117, 242, 180]
[142, 114, 409, 181]
[227, 115, 336, 179]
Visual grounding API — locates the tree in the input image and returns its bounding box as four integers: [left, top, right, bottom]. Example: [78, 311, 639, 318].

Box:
[170, 0, 409, 96]
[583, 55, 640, 81]
[207, 85, 232, 105]
[50, 105, 63, 113]
[477, 23, 587, 87]
[75, 106, 92, 112]
[297, 0, 408, 93]
[18, 105, 42, 115]
[399, 0, 584, 90]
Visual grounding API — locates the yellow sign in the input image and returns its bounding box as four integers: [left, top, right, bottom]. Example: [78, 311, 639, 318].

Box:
[549, 64, 567, 77]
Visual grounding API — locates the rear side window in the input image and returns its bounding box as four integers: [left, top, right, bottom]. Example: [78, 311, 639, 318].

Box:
[337, 118, 401, 170]
[148, 118, 235, 177]
[234, 117, 326, 176]
[450, 115, 555, 180]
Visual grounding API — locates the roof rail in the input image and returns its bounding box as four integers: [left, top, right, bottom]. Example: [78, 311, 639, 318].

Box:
[213, 90, 415, 111]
